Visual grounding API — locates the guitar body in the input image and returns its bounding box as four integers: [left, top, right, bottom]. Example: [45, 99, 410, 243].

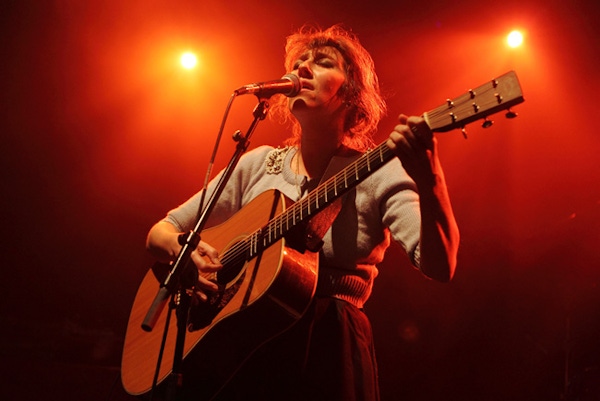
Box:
[121, 189, 319, 398]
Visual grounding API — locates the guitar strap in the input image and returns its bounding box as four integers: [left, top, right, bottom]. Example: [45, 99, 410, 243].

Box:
[302, 148, 362, 252]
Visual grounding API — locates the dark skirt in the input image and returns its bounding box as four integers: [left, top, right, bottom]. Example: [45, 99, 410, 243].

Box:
[176, 297, 380, 401]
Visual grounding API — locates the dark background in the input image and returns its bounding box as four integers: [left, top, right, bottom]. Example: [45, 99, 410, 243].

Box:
[1, 0, 599, 400]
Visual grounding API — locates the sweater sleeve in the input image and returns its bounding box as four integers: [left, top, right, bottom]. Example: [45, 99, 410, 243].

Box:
[375, 158, 422, 267]
[163, 145, 274, 232]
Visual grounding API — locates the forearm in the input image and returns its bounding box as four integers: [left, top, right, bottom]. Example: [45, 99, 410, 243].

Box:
[146, 221, 183, 263]
[414, 155, 459, 282]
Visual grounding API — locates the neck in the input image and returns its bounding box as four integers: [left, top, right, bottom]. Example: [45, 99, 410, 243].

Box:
[295, 129, 343, 179]
[292, 105, 348, 178]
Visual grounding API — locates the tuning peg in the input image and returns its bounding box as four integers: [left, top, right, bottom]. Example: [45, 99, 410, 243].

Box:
[461, 127, 468, 139]
[482, 118, 494, 128]
[505, 109, 518, 119]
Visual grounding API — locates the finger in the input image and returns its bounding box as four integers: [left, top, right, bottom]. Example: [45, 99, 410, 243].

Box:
[197, 241, 222, 265]
[197, 274, 219, 292]
[191, 250, 222, 272]
[406, 116, 433, 144]
[194, 290, 208, 302]
[388, 129, 408, 149]
[391, 123, 420, 149]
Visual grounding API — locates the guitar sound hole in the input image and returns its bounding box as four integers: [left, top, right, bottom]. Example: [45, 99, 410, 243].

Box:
[215, 241, 248, 286]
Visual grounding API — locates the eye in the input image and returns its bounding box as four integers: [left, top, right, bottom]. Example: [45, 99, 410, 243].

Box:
[315, 56, 337, 68]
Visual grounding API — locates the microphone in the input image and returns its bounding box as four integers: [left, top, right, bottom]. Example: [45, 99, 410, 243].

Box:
[234, 74, 301, 98]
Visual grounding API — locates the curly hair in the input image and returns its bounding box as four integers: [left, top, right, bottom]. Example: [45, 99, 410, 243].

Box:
[271, 25, 387, 152]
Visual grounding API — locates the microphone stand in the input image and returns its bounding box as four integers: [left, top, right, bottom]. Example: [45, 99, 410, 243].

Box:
[142, 97, 271, 401]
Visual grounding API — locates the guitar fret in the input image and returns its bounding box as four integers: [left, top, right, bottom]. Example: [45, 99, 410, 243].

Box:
[270, 220, 275, 242]
[267, 222, 272, 245]
[254, 230, 260, 255]
[247, 235, 253, 258]
[292, 205, 297, 225]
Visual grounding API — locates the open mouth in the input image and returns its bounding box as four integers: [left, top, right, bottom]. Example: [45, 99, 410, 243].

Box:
[299, 80, 313, 91]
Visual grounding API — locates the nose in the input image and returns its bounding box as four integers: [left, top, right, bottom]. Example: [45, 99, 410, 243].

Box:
[296, 60, 313, 78]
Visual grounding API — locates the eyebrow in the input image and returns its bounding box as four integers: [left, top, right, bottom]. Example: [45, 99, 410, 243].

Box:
[296, 48, 343, 64]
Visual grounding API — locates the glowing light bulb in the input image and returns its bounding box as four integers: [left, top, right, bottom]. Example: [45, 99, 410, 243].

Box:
[180, 52, 198, 69]
[507, 30, 524, 48]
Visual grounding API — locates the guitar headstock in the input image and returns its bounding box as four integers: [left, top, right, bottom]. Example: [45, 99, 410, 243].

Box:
[424, 70, 524, 133]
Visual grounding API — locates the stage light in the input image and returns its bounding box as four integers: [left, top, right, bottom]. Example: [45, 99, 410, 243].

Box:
[180, 52, 198, 69]
[507, 30, 524, 48]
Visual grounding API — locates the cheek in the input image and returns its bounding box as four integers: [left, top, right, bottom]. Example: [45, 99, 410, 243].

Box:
[323, 76, 346, 97]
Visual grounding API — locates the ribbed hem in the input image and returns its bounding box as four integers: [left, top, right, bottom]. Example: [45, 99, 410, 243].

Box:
[315, 267, 374, 309]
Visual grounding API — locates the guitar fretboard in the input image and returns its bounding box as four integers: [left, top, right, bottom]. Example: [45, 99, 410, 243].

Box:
[244, 141, 395, 258]
[236, 70, 524, 261]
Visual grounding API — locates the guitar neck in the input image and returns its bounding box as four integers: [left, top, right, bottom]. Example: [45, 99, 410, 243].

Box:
[244, 70, 524, 257]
